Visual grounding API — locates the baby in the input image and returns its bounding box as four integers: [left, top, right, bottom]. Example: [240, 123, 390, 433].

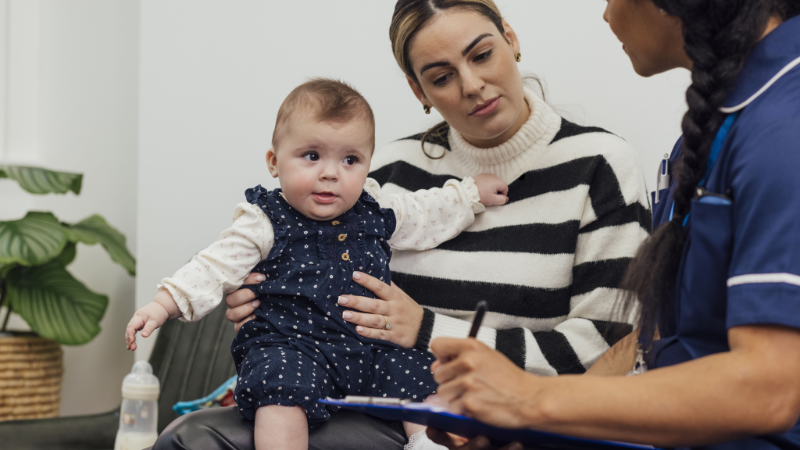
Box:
[126, 78, 508, 449]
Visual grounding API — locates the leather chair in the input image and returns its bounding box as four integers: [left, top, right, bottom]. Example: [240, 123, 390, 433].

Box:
[0, 305, 238, 450]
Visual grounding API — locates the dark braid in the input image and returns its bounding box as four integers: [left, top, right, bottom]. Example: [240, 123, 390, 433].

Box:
[620, 0, 798, 348]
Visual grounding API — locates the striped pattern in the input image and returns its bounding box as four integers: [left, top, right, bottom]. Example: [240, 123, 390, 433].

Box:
[6, 261, 108, 346]
[0, 212, 68, 266]
[371, 93, 650, 375]
[68, 214, 137, 276]
[0, 165, 82, 195]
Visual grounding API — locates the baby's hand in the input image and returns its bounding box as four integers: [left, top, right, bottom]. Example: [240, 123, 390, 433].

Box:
[126, 300, 170, 351]
[473, 173, 509, 206]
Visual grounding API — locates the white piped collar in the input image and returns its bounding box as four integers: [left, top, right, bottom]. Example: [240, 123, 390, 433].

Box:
[720, 15, 800, 113]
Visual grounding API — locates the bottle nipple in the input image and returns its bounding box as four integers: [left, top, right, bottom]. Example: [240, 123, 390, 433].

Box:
[122, 361, 160, 401]
[131, 361, 152, 375]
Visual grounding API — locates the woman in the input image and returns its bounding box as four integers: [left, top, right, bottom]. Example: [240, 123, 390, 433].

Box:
[152, 1, 650, 449]
[427, 0, 800, 449]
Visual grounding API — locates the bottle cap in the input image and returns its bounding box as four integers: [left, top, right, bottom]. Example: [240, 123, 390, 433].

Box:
[121, 361, 160, 401]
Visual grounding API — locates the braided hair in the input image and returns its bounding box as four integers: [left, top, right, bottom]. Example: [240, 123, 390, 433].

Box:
[621, 0, 800, 348]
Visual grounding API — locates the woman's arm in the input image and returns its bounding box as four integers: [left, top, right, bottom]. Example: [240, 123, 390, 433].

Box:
[341, 249, 643, 370]
[339, 271, 625, 362]
[340, 270, 639, 369]
[431, 325, 800, 448]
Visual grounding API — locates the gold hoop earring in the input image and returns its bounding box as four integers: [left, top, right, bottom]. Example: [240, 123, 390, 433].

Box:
[515, 52, 521, 62]
[423, 105, 431, 115]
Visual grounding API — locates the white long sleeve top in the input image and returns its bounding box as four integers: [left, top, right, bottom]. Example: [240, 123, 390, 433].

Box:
[159, 177, 483, 322]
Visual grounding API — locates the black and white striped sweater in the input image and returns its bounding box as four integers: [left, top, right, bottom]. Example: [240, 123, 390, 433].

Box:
[370, 90, 651, 376]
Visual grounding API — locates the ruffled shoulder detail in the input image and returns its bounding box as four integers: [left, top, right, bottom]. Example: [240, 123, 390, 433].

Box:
[359, 189, 397, 239]
[244, 185, 288, 260]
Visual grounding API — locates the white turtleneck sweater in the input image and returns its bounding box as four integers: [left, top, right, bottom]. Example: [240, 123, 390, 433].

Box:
[370, 90, 651, 375]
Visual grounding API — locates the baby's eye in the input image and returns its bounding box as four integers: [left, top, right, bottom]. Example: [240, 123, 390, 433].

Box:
[343, 155, 359, 166]
[303, 152, 319, 162]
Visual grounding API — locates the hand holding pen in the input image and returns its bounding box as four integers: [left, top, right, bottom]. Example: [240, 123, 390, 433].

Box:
[429, 300, 536, 434]
[431, 300, 489, 369]
[340, 301, 490, 407]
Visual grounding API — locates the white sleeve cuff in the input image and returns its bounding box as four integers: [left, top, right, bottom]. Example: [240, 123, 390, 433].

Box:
[156, 282, 212, 322]
[454, 176, 485, 214]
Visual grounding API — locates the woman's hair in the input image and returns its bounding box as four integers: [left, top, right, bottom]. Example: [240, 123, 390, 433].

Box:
[390, 0, 507, 159]
[621, 0, 800, 348]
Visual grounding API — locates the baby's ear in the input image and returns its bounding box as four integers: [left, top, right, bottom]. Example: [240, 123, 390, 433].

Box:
[266, 148, 279, 178]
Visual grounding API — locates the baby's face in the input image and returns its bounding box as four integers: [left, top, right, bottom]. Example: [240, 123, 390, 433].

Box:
[267, 114, 373, 221]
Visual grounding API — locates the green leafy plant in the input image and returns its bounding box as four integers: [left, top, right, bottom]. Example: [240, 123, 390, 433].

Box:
[0, 165, 135, 345]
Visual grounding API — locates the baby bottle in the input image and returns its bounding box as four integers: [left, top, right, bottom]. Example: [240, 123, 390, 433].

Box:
[114, 361, 160, 450]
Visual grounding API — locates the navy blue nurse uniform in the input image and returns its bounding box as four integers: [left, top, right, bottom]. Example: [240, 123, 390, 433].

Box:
[648, 15, 800, 450]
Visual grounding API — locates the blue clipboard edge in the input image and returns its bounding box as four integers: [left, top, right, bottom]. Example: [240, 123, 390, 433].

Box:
[319, 398, 657, 450]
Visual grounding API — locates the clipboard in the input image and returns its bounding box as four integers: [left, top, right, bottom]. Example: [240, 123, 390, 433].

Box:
[319, 397, 658, 450]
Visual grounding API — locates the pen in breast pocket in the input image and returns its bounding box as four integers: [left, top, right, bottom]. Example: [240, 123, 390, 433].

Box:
[655, 154, 671, 204]
[468, 301, 488, 338]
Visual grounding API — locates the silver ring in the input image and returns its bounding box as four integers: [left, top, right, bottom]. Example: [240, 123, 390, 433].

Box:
[383, 315, 392, 330]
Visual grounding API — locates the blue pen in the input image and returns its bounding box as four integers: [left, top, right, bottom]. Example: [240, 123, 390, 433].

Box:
[655, 154, 670, 204]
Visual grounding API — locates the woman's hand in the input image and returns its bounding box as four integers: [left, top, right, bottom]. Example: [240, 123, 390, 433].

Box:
[426, 428, 523, 450]
[430, 337, 543, 430]
[225, 272, 266, 332]
[338, 271, 424, 348]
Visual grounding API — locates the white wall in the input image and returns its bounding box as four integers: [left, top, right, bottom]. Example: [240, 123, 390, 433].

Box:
[136, 1, 691, 360]
[501, 0, 691, 175]
[0, 0, 138, 416]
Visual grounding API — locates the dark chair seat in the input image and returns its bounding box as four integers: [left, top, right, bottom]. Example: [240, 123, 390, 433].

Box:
[0, 305, 238, 450]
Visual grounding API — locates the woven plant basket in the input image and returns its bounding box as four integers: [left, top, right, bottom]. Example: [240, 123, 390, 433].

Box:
[0, 334, 63, 421]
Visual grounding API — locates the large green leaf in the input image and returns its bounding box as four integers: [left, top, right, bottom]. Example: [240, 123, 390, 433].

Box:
[66, 215, 136, 276]
[0, 212, 67, 266]
[54, 242, 77, 267]
[0, 165, 82, 195]
[6, 261, 108, 345]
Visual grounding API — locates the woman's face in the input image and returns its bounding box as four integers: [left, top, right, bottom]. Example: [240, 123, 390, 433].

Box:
[603, 0, 691, 76]
[406, 9, 529, 149]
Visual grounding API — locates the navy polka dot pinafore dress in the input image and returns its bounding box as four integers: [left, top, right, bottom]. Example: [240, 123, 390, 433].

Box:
[231, 185, 437, 424]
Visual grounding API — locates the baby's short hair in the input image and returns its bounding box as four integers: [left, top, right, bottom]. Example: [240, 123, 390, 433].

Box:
[272, 78, 375, 150]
